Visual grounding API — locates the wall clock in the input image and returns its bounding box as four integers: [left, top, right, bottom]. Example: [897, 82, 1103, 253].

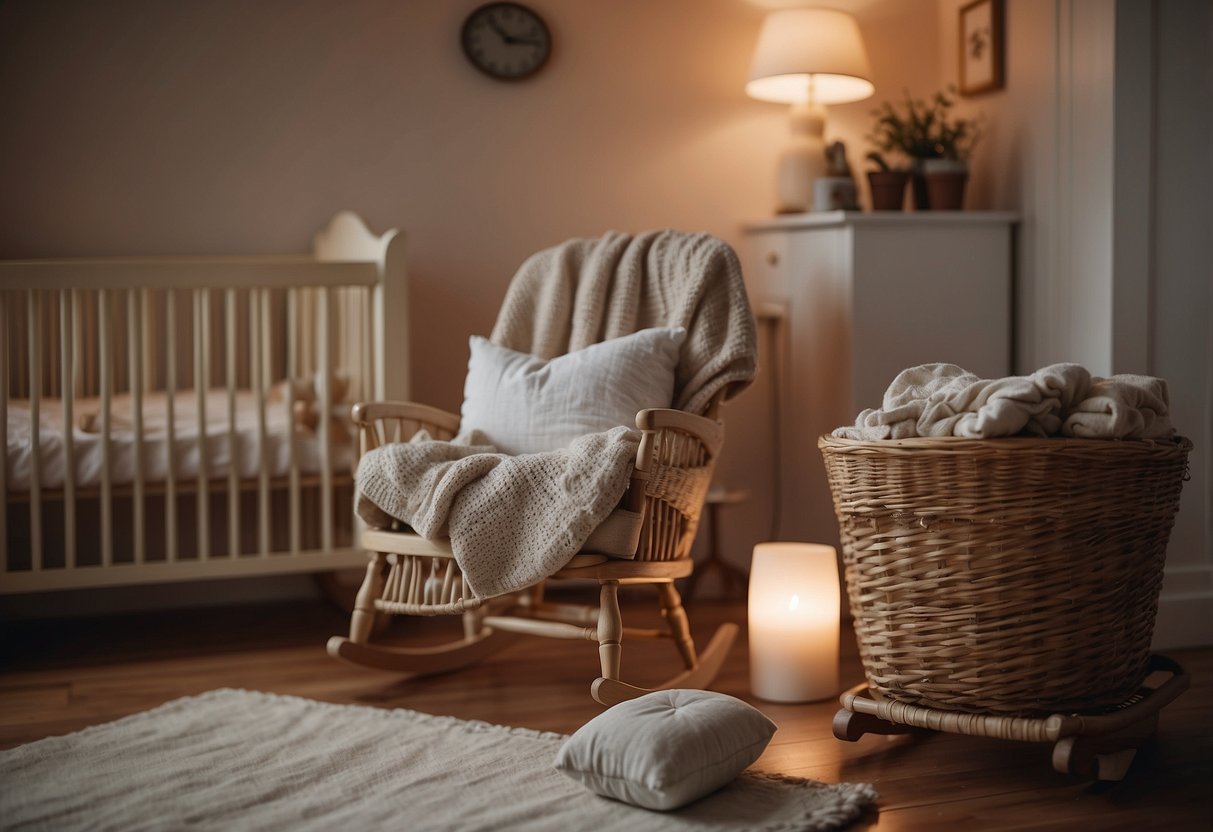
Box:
[461, 2, 551, 81]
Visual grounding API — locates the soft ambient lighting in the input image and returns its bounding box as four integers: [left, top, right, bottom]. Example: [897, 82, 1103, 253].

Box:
[748, 542, 841, 703]
[746, 8, 875, 105]
[746, 8, 874, 212]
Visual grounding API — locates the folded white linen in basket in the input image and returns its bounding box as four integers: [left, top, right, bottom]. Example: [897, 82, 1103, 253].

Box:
[355, 426, 639, 600]
[1062, 374, 1173, 439]
[833, 363, 1174, 440]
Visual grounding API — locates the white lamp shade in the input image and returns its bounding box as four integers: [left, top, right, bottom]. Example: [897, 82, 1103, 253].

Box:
[746, 8, 874, 105]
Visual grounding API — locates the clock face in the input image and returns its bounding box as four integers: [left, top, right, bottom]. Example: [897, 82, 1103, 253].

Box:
[461, 2, 551, 81]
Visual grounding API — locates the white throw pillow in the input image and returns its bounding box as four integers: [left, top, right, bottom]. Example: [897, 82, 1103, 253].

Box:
[553, 689, 777, 811]
[459, 327, 686, 455]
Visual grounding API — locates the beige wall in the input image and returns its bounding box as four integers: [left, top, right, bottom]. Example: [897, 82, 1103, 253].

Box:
[933, 0, 1213, 646]
[0, 0, 943, 600]
[7, 0, 1205, 637]
[1147, 0, 1213, 647]
[0, 0, 943, 407]
[0, 0, 768, 412]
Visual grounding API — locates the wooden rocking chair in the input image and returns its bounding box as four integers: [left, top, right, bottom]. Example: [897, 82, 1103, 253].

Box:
[327, 233, 753, 705]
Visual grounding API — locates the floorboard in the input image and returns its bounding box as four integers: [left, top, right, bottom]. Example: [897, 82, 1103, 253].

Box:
[1, 591, 1210, 830]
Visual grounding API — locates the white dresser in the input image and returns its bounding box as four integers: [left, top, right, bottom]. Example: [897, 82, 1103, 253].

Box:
[742, 211, 1018, 546]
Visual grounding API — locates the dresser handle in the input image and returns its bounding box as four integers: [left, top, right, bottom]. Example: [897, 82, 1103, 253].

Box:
[765, 251, 780, 266]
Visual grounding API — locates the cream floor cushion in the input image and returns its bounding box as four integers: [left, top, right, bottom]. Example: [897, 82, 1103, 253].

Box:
[554, 689, 777, 811]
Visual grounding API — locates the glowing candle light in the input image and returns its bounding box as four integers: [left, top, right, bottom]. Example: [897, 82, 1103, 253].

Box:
[748, 542, 841, 702]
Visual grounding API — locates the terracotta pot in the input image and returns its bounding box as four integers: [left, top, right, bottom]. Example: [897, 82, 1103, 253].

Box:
[910, 171, 930, 210]
[924, 171, 969, 210]
[866, 170, 909, 211]
[926, 177, 965, 212]
[921, 159, 969, 210]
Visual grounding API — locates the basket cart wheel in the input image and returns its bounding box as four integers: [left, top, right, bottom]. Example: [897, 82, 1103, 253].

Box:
[833, 654, 1190, 782]
[831, 708, 915, 742]
[1050, 714, 1159, 781]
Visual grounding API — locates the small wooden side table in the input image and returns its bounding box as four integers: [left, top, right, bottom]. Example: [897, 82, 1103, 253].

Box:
[682, 485, 750, 601]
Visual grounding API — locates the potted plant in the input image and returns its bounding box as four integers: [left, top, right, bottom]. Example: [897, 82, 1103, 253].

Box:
[864, 152, 909, 211]
[867, 87, 981, 210]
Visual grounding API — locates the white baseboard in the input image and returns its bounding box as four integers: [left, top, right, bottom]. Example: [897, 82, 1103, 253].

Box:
[1153, 565, 1213, 649]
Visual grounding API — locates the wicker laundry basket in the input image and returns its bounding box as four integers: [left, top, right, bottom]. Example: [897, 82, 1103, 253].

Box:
[818, 434, 1192, 716]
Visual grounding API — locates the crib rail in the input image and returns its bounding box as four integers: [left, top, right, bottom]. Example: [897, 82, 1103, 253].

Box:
[0, 257, 377, 290]
[1, 211, 404, 594]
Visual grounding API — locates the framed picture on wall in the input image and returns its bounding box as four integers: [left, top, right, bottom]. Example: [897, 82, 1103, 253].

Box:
[959, 0, 1004, 95]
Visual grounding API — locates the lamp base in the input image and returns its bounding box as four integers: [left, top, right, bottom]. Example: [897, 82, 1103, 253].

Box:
[775, 101, 828, 213]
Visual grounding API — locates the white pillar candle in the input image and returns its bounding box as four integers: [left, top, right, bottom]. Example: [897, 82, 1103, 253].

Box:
[748, 542, 840, 703]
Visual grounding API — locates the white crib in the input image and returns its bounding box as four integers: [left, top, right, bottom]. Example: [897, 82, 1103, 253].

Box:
[0, 211, 407, 593]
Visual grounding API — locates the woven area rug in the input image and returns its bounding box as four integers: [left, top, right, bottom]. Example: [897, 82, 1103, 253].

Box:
[0, 689, 877, 831]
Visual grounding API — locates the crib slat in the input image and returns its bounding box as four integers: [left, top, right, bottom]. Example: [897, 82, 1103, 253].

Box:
[287, 288, 301, 555]
[9, 304, 23, 396]
[46, 297, 59, 400]
[166, 288, 179, 562]
[257, 288, 271, 555]
[141, 289, 153, 396]
[247, 288, 257, 552]
[226, 288, 239, 558]
[60, 291, 76, 569]
[83, 293, 97, 400]
[249, 289, 263, 554]
[128, 289, 145, 565]
[27, 290, 43, 570]
[362, 286, 373, 402]
[353, 286, 373, 556]
[99, 288, 113, 568]
[71, 291, 82, 402]
[319, 287, 333, 552]
[195, 288, 210, 560]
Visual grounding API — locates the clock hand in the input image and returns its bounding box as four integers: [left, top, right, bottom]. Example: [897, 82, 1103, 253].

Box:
[486, 16, 516, 44]
[486, 15, 542, 47]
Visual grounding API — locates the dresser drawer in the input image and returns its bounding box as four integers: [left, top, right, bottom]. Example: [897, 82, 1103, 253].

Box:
[742, 232, 791, 302]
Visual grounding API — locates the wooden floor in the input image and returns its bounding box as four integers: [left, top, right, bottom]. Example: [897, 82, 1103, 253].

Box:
[1, 589, 1210, 831]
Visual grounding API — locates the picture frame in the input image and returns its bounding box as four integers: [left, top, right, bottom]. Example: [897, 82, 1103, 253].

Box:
[959, 0, 1004, 96]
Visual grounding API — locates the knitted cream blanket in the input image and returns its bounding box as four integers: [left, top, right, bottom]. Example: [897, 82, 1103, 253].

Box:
[355, 231, 757, 598]
[356, 427, 639, 600]
[833, 363, 1175, 440]
[491, 230, 758, 416]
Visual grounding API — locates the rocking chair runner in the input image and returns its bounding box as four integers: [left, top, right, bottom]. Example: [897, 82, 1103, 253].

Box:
[327, 230, 757, 705]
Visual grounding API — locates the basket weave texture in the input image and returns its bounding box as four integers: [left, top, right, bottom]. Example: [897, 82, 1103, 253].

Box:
[819, 434, 1192, 716]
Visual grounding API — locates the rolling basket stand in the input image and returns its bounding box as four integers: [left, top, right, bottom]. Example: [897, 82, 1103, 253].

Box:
[817, 433, 1194, 782]
[832, 654, 1191, 781]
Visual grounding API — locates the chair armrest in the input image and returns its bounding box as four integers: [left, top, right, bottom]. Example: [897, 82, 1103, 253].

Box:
[350, 400, 462, 456]
[635, 408, 725, 461]
[351, 400, 462, 431]
[624, 408, 724, 516]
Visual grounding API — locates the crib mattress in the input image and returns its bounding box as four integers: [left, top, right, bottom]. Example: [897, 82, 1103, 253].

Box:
[5, 389, 354, 492]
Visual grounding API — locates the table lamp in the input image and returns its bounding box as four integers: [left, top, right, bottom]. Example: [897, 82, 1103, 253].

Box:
[746, 8, 874, 213]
